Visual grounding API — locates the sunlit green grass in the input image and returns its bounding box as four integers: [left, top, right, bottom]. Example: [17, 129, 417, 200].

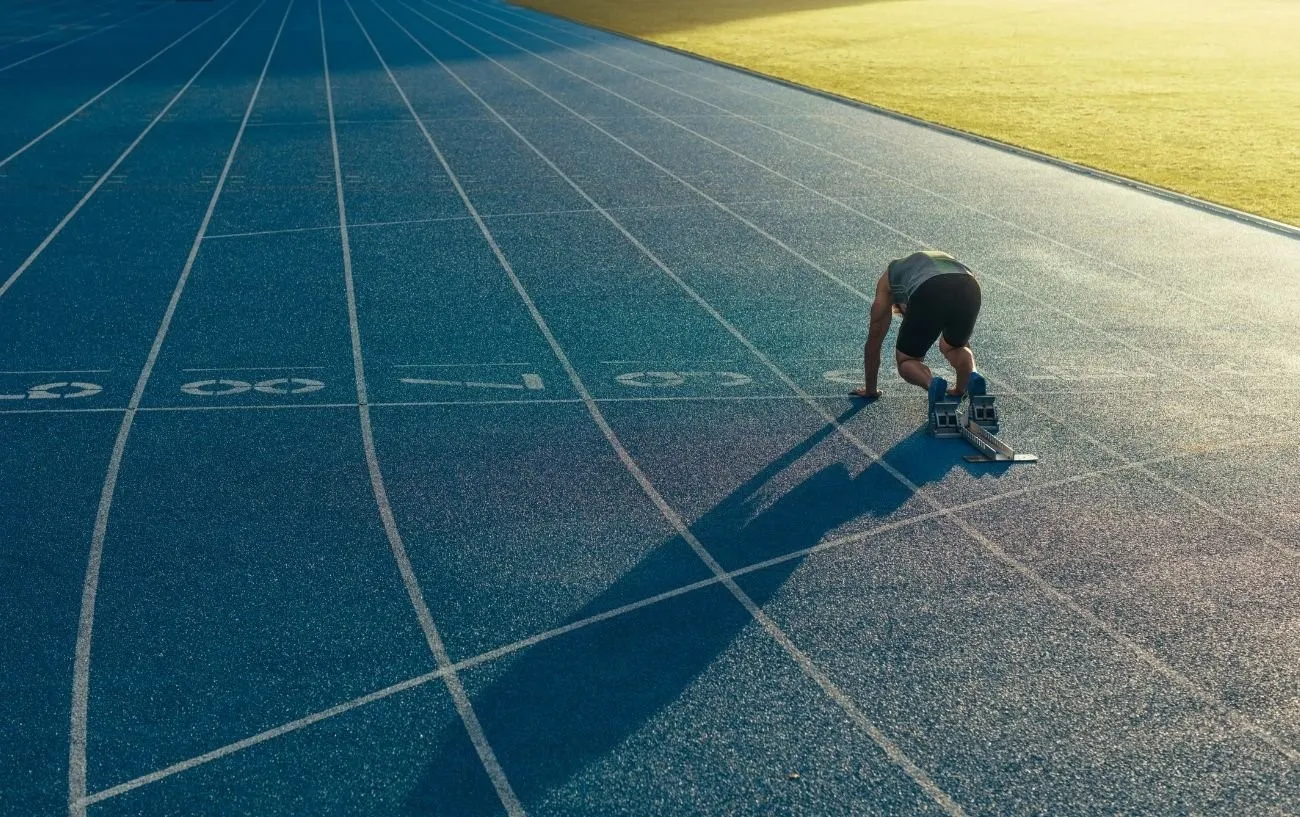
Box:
[517, 0, 1300, 227]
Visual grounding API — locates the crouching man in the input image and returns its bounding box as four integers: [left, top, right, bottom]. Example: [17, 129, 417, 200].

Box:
[851, 250, 987, 420]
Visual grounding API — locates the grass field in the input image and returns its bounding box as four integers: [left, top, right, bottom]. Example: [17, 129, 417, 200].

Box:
[515, 0, 1300, 227]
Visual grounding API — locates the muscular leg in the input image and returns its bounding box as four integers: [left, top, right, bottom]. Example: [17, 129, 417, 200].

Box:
[895, 350, 933, 389]
[939, 337, 975, 394]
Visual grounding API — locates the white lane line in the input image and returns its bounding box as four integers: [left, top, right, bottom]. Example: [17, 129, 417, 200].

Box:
[392, 361, 533, 367]
[0, 1, 236, 170]
[198, 197, 829, 239]
[136, 402, 357, 413]
[599, 358, 738, 364]
[67, 3, 288, 814]
[381, 0, 1300, 766]
[76, 423, 1282, 804]
[320, 2, 523, 814]
[0, 2, 166, 74]
[0, 368, 110, 374]
[417, 0, 1293, 555]
[444, 0, 1293, 335]
[0, 406, 125, 416]
[4, 386, 1262, 417]
[360, 3, 966, 813]
[179, 365, 328, 371]
[0, 1, 261, 302]
[15, 385, 1298, 418]
[201, 222, 342, 240]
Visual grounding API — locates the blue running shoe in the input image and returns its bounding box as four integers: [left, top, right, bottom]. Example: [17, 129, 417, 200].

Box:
[967, 371, 987, 397]
[927, 376, 949, 413]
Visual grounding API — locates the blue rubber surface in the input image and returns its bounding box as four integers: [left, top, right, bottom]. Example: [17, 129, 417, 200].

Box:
[3, 0, 1299, 813]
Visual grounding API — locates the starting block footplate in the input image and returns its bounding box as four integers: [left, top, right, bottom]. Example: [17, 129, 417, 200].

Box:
[959, 414, 1037, 464]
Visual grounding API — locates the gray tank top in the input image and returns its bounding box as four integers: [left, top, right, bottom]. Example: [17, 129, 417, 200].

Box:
[888, 251, 972, 305]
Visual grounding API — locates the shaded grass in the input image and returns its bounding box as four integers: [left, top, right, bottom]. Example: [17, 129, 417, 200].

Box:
[516, 0, 1300, 227]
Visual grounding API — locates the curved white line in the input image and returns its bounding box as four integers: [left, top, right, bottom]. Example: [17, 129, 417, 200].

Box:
[68, 2, 290, 813]
[320, 1, 524, 813]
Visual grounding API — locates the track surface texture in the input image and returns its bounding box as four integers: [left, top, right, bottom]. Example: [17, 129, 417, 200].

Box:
[2, 0, 1299, 815]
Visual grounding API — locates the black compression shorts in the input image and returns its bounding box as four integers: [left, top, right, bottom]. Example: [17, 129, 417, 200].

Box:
[895, 273, 982, 358]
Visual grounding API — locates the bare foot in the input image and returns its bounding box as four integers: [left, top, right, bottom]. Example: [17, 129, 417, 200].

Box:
[850, 387, 882, 400]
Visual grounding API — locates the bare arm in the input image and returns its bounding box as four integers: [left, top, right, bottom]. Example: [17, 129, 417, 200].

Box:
[851, 273, 894, 398]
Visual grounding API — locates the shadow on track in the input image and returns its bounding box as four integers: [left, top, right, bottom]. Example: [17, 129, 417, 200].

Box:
[406, 400, 998, 813]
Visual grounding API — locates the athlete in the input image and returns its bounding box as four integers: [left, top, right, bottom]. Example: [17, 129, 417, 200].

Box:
[850, 250, 987, 419]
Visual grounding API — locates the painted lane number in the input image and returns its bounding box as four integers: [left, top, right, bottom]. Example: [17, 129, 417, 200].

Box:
[0, 381, 103, 400]
[180, 378, 326, 397]
[615, 371, 752, 388]
[400, 374, 544, 391]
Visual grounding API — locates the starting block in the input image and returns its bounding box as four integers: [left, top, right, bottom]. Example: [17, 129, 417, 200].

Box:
[930, 394, 1037, 464]
[967, 394, 998, 434]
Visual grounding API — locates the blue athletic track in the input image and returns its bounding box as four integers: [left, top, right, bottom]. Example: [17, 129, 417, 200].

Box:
[3, 0, 1299, 814]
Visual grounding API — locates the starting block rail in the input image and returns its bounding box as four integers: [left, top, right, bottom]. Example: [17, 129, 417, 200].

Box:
[931, 395, 1037, 464]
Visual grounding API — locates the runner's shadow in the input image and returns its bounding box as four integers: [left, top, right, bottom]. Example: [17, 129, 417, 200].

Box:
[406, 403, 976, 814]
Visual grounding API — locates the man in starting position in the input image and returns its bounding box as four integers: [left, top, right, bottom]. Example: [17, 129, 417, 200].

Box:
[851, 250, 986, 421]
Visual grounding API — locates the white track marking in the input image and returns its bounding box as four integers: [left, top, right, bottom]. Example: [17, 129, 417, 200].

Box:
[179, 365, 328, 371]
[1, 387, 1259, 417]
[0, 406, 123, 416]
[0, 2, 263, 302]
[318, 2, 524, 814]
[198, 197, 828, 239]
[0, 1, 235, 170]
[357, 3, 966, 812]
[441, 0, 1282, 332]
[0, 368, 109, 374]
[374, 0, 1300, 765]
[0, 2, 165, 74]
[202, 222, 343, 240]
[416, 0, 1295, 556]
[67, 3, 287, 814]
[392, 361, 533, 367]
[600, 358, 739, 365]
[137, 402, 356, 413]
[76, 423, 1284, 805]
